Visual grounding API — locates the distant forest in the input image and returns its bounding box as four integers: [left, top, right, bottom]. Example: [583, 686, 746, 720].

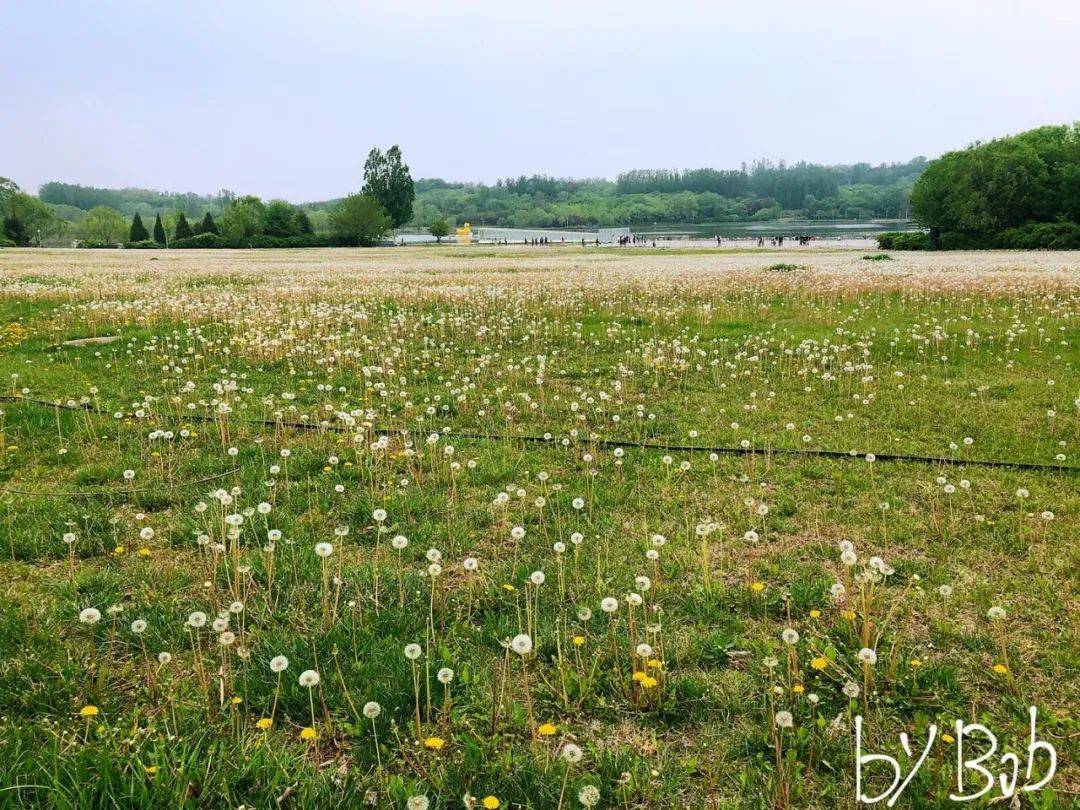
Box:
[32, 156, 926, 237]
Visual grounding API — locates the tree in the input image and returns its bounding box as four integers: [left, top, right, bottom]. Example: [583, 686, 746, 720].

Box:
[0, 178, 19, 211]
[0, 189, 63, 246]
[329, 193, 391, 246]
[129, 213, 150, 242]
[264, 200, 298, 237]
[195, 212, 219, 235]
[429, 218, 450, 243]
[3, 215, 27, 245]
[363, 145, 415, 229]
[175, 212, 193, 240]
[221, 195, 266, 241]
[83, 207, 127, 244]
[153, 213, 167, 245]
[911, 124, 1080, 243]
[293, 209, 314, 235]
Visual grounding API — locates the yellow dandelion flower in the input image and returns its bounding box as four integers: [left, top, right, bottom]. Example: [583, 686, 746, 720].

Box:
[256, 718, 273, 730]
[810, 657, 828, 671]
[843, 610, 857, 621]
[640, 676, 659, 689]
[909, 659, 922, 668]
[572, 635, 586, 646]
[145, 765, 158, 775]
[230, 696, 242, 705]
[750, 582, 765, 593]
[482, 797, 501, 810]
[809, 609, 822, 619]
[299, 726, 317, 740]
[424, 736, 445, 750]
[793, 684, 805, 694]
[502, 584, 515, 592]
[631, 671, 646, 682]
[138, 547, 151, 557]
[113, 546, 125, 555]
[993, 663, 1008, 674]
[942, 733, 955, 744]
[79, 705, 100, 717]
[537, 723, 557, 736]
[647, 658, 663, 669]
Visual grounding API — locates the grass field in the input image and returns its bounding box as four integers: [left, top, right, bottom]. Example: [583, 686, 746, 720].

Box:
[0, 246, 1076, 809]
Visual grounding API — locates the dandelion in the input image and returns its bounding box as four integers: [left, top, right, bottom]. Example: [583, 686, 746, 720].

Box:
[775, 711, 794, 729]
[578, 785, 600, 808]
[482, 797, 501, 809]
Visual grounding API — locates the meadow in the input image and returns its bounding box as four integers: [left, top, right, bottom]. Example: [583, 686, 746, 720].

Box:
[0, 246, 1076, 809]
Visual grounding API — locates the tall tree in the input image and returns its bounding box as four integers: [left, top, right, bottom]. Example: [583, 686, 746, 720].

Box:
[129, 213, 150, 242]
[221, 196, 266, 240]
[174, 212, 193, 240]
[911, 124, 1080, 241]
[329, 193, 391, 246]
[293, 209, 314, 235]
[362, 145, 415, 229]
[3, 215, 27, 245]
[84, 207, 128, 244]
[153, 213, 167, 245]
[264, 200, 298, 237]
[196, 212, 220, 235]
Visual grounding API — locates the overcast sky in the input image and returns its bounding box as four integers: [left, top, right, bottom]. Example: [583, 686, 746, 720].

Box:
[4, 1, 1078, 201]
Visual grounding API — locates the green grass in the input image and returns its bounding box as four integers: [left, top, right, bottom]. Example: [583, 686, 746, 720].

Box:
[0, 250, 1076, 808]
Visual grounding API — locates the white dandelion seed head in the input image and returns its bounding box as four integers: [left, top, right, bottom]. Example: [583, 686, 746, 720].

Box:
[362, 701, 381, 719]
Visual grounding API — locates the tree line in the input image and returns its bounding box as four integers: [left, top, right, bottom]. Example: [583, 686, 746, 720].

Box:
[3, 146, 416, 248]
[879, 124, 1080, 250]
[410, 158, 925, 229]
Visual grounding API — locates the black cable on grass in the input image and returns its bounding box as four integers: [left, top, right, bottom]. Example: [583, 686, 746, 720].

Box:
[1, 395, 1075, 475]
[0, 467, 239, 499]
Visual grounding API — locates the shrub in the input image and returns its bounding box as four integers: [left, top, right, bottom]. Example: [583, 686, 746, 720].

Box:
[0, 237, 16, 248]
[861, 253, 892, 261]
[876, 231, 931, 250]
[125, 239, 161, 249]
[766, 263, 801, 272]
[994, 221, 1080, 250]
[77, 239, 120, 249]
[172, 232, 226, 249]
[171, 233, 332, 249]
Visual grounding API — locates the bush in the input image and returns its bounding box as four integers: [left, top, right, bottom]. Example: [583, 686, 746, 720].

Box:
[861, 253, 892, 261]
[994, 222, 1080, 250]
[77, 239, 120, 249]
[171, 233, 332, 249]
[0, 237, 16, 248]
[125, 239, 161, 249]
[876, 231, 931, 250]
[878, 224, 1079, 251]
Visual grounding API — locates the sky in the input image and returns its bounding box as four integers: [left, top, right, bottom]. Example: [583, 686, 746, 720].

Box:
[3, 0, 1079, 201]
